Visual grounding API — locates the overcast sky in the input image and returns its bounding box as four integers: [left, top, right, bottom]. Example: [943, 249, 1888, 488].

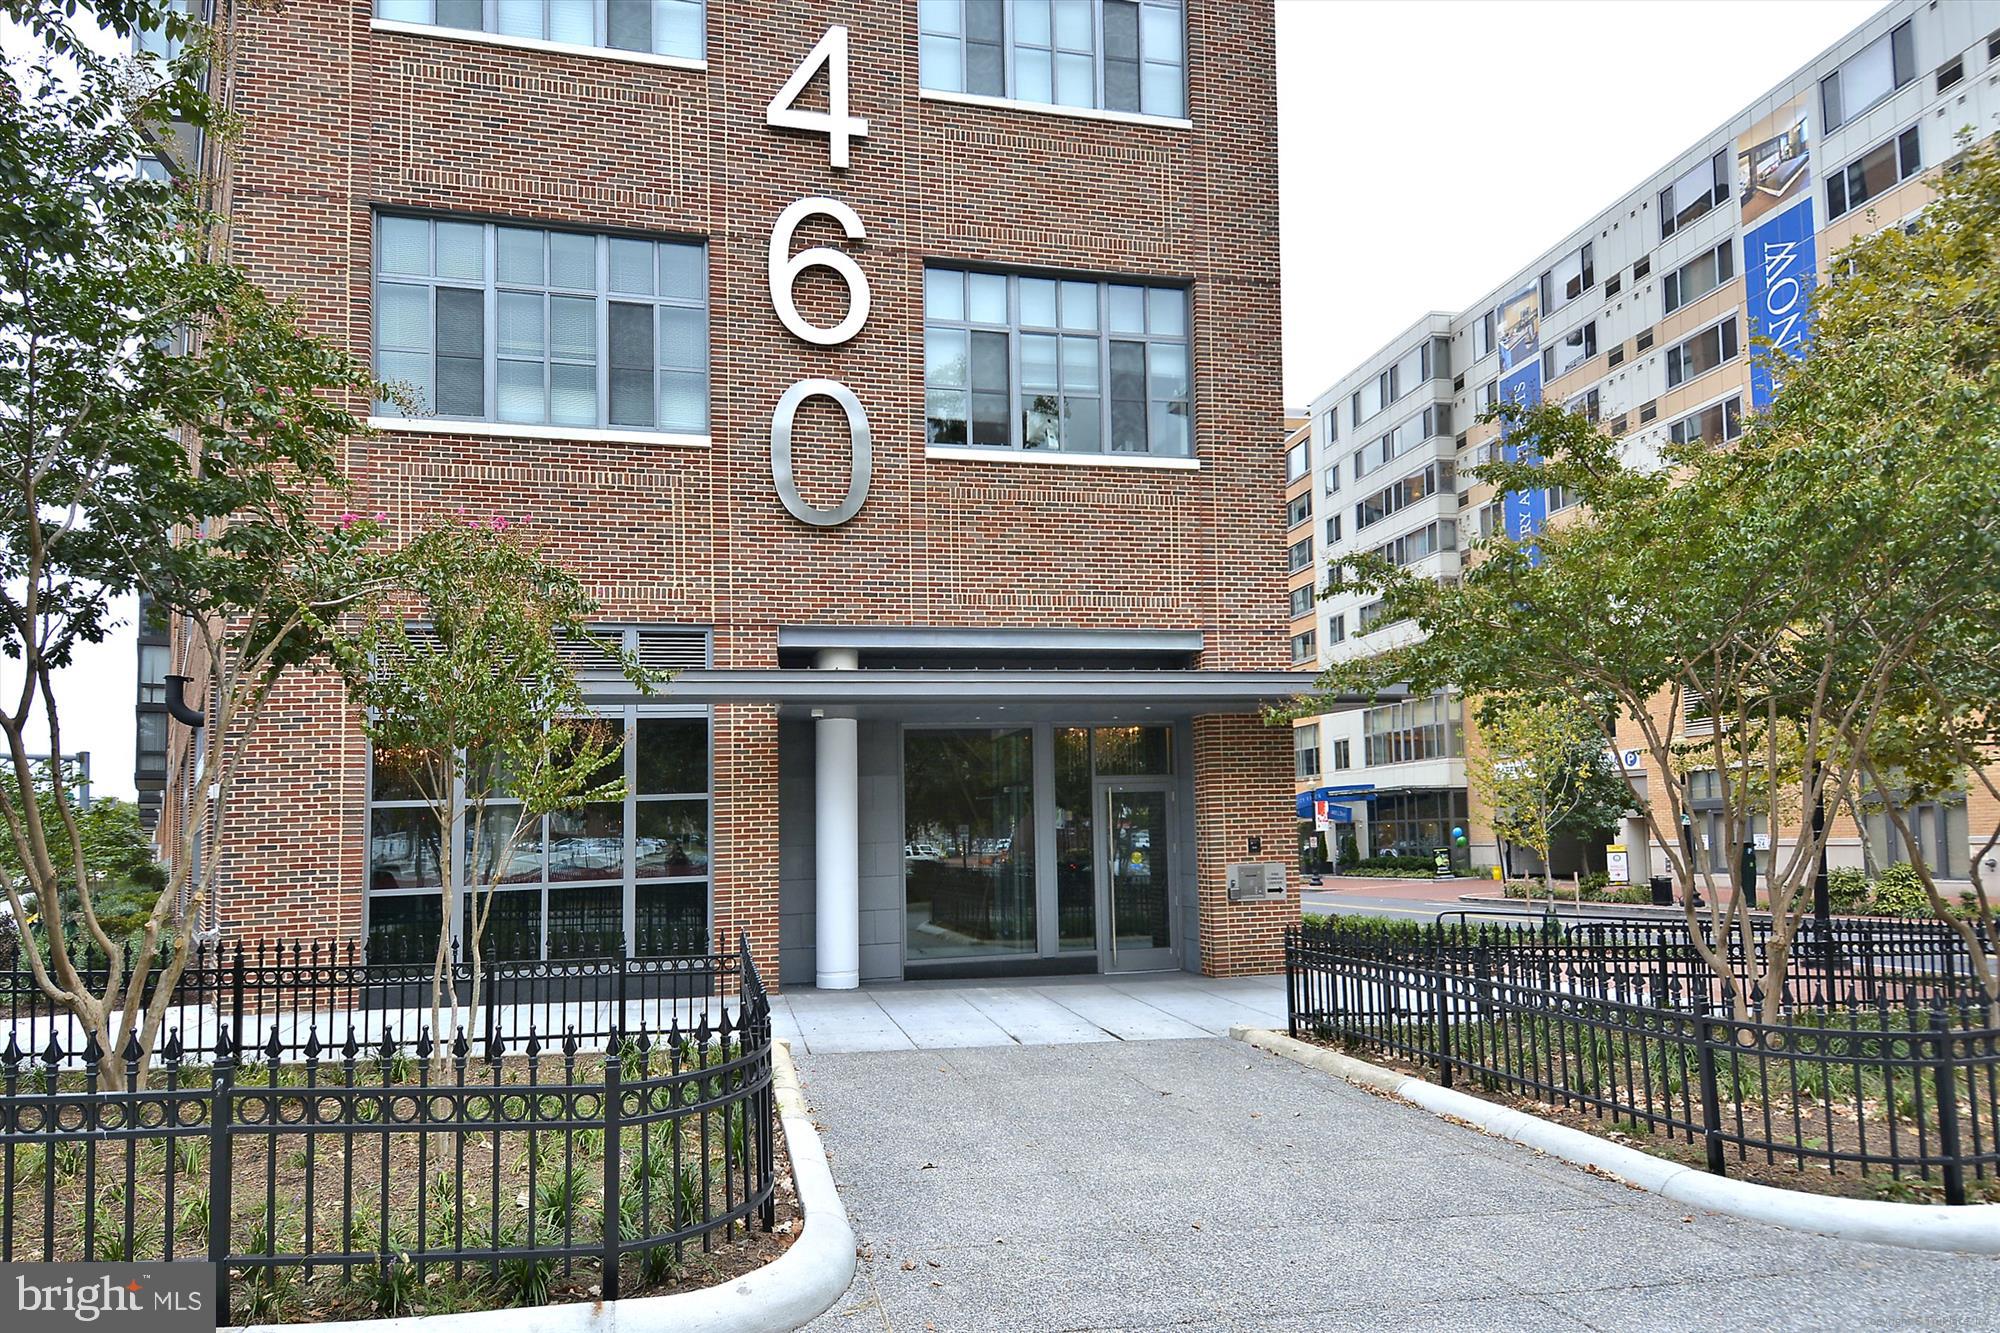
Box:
[11, 0, 1889, 801]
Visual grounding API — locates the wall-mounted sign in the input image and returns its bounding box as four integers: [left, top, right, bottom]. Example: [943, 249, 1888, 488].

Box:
[765, 27, 874, 527]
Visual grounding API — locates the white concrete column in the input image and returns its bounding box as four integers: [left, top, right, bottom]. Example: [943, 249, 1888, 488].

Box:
[813, 648, 861, 989]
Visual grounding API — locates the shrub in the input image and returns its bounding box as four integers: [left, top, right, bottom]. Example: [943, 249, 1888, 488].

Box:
[1871, 863, 1932, 918]
[1578, 871, 1610, 894]
[1826, 867, 1870, 913]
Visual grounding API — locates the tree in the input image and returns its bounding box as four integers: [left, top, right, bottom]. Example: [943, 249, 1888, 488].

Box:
[0, 761, 165, 960]
[319, 515, 656, 1048]
[0, 3, 385, 1084]
[1470, 695, 1632, 897]
[1304, 137, 2000, 1021]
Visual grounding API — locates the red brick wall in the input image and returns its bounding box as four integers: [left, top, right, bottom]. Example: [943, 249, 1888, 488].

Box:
[1192, 713, 1297, 976]
[197, 1, 1284, 960]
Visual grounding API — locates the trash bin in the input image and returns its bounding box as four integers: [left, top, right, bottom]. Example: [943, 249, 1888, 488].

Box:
[1649, 875, 1673, 906]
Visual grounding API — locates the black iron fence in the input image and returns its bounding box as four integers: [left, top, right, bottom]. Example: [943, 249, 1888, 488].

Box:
[2, 927, 729, 1064]
[0, 937, 776, 1324]
[1288, 920, 2000, 1204]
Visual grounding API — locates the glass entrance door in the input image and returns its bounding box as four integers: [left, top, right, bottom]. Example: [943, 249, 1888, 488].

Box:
[1099, 784, 1177, 971]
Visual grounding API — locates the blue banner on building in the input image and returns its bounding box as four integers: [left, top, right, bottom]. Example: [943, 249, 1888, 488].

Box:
[1498, 360, 1544, 542]
[1742, 197, 1817, 411]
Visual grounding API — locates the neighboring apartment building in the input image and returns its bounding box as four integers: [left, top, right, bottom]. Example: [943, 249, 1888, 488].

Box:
[149, 0, 1317, 987]
[1292, 0, 2000, 884]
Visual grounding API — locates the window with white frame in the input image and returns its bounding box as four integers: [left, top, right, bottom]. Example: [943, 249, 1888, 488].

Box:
[1821, 19, 1914, 132]
[1354, 404, 1450, 477]
[1289, 583, 1314, 618]
[1664, 316, 1739, 388]
[365, 710, 711, 962]
[918, 0, 1187, 119]
[1355, 461, 1454, 532]
[1669, 395, 1743, 446]
[924, 266, 1191, 456]
[1327, 613, 1346, 645]
[373, 215, 709, 433]
[1658, 151, 1729, 239]
[1475, 380, 1497, 412]
[1541, 321, 1597, 380]
[1288, 536, 1312, 573]
[1322, 464, 1342, 495]
[1331, 738, 1351, 771]
[1324, 513, 1342, 545]
[1287, 491, 1312, 528]
[1362, 691, 1462, 766]
[374, 1, 705, 59]
[1293, 723, 1319, 778]
[1544, 242, 1595, 309]
[1367, 519, 1456, 568]
[1472, 308, 1496, 360]
[1287, 438, 1310, 482]
[1662, 239, 1735, 314]
[1827, 126, 1921, 221]
[1290, 628, 1317, 666]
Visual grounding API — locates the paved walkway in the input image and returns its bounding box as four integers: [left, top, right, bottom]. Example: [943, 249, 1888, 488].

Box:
[796, 1035, 2000, 1332]
[771, 972, 1287, 1054]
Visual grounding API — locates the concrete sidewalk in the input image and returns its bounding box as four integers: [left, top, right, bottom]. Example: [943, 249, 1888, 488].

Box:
[771, 972, 1288, 1054]
[796, 1037, 2000, 1332]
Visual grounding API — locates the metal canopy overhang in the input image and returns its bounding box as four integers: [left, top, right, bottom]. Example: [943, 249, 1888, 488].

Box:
[579, 668, 1402, 715]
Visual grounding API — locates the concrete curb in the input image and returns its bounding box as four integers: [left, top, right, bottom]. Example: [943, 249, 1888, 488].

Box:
[243, 1038, 854, 1333]
[1230, 1025, 2000, 1255]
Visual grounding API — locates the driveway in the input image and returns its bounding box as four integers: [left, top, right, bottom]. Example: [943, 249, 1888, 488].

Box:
[797, 1035, 2000, 1332]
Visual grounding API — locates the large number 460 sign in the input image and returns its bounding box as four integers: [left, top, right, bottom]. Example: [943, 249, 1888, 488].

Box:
[766, 27, 872, 528]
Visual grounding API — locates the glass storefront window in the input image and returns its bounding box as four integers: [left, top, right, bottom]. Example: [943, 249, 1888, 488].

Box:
[1054, 728, 1095, 952]
[903, 729, 1038, 962]
[1092, 725, 1171, 775]
[365, 710, 710, 960]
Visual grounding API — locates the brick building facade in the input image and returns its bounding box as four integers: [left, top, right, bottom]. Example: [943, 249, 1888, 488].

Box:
[164, 0, 1310, 985]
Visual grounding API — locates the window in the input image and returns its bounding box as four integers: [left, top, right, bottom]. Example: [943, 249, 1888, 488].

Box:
[1662, 239, 1735, 314]
[1327, 613, 1345, 645]
[1290, 629, 1317, 665]
[1293, 724, 1320, 778]
[1938, 56, 1964, 93]
[919, 0, 1187, 119]
[904, 728, 1039, 961]
[1287, 438, 1310, 482]
[1289, 583, 1315, 618]
[373, 215, 708, 433]
[1362, 691, 1462, 766]
[1860, 789, 1970, 880]
[1639, 400, 1658, 424]
[1288, 537, 1312, 573]
[1475, 380, 1497, 412]
[1664, 316, 1737, 388]
[1604, 273, 1622, 299]
[1322, 465, 1342, 495]
[1331, 738, 1351, 772]
[1367, 520, 1456, 568]
[1607, 345, 1625, 368]
[1820, 20, 1914, 131]
[1540, 321, 1597, 379]
[1827, 126, 1922, 220]
[1564, 387, 1600, 424]
[136, 711, 168, 775]
[1634, 327, 1654, 352]
[1287, 492, 1312, 528]
[1547, 242, 1595, 308]
[366, 711, 711, 961]
[1669, 395, 1743, 446]
[1659, 151, 1729, 239]
[1357, 599, 1394, 634]
[1632, 255, 1652, 280]
[1354, 404, 1451, 477]
[373, 1, 705, 59]
[1546, 483, 1578, 513]
[1355, 461, 1454, 532]
[1472, 309, 1497, 360]
[925, 267, 1191, 456]
[1324, 513, 1342, 545]
[138, 644, 168, 705]
[1477, 501, 1501, 539]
